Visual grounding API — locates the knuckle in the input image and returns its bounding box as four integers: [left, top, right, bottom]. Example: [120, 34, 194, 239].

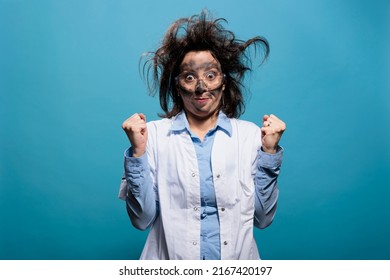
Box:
[130, 114, 140, 121]
[122, 122, 130, 130]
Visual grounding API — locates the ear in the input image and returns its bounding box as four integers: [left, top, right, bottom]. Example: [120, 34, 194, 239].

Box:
[222, 84, 225, 91]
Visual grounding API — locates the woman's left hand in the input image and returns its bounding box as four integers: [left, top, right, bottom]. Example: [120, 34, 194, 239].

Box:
[261, 114, 286, 153]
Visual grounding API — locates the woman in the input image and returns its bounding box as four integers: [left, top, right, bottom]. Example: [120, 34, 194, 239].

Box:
[119, 10, 286, 260]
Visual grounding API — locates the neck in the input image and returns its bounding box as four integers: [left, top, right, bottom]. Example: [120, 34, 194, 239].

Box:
[185, 110, 219, 140]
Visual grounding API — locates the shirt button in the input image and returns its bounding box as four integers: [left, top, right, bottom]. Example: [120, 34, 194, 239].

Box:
[223, 241, 228, 245]
[221, 207, 225, 212]
[216, 174, 221, 178]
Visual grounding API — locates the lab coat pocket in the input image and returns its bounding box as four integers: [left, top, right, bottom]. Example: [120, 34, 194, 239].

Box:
[239, 178, 255, 226]
[168, 182, 188, 209]
[239, 178, 253, 198]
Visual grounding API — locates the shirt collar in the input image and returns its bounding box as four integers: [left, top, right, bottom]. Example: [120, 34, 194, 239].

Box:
[170, 111, 232, 137]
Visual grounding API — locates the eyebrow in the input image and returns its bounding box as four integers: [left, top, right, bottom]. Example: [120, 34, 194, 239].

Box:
[180, 62, 221, 71]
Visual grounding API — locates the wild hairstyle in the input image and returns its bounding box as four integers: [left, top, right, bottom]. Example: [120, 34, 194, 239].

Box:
[142, 10, 270, 118]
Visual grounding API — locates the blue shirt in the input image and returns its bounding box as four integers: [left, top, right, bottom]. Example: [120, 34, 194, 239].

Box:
[170, 111, 232, 260]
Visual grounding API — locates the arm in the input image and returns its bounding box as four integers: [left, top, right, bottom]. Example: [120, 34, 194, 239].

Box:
[254, 114, 286, 228]
[120, 113, 159, 231]
[124, 147, 159, 231]
[254, 147, 283, 229]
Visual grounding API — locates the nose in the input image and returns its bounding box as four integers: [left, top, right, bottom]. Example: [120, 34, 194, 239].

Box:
[195, 79, 207, 94]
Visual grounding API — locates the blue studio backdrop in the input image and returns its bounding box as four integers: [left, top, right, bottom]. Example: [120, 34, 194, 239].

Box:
[1, 0, 389, 260]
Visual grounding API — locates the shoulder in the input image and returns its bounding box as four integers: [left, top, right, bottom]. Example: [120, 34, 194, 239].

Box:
[227, 118, 261, 150]
[229, 118, 261, 144]
[232, 118, 260, 132]
[146, 118, 173, 134]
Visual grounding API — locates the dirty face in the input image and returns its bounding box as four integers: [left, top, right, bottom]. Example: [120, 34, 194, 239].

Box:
[177, 50, 225, 120]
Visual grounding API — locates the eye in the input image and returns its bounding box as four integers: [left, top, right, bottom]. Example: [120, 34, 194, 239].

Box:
[205, 71, 217, 81]
[184, 74, 196, 82]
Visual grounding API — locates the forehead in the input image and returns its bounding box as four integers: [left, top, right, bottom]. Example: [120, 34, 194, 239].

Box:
[180, 51, 221, 70]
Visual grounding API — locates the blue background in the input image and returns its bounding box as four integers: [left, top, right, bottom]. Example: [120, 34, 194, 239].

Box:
[1, 0, 389, 260]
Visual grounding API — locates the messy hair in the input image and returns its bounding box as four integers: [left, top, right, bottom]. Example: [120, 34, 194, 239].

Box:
[142, 10, 270, 118]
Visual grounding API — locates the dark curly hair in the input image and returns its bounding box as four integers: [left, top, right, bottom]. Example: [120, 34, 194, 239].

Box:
[142, 10, 270, 118]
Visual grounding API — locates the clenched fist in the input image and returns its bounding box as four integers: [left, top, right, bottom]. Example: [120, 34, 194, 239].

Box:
[122, 113, 148, 157]
[261, 114, 286, 154]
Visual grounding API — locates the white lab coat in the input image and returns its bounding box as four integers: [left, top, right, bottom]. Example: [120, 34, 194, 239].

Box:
[119, 115, 276, 259]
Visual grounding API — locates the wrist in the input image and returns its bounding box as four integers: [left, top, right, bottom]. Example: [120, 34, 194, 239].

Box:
[132, 148, 145, 157]
[261, 146, 277, 154]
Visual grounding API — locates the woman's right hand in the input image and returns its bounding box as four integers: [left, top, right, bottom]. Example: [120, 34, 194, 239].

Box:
[122, 113, 148, 157]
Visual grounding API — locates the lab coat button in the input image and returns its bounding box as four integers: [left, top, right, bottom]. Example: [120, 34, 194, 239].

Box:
[193, 241, 197, 245]
[223, 241, 228, 245]
[221, 207, 225, 212]
[216, 174, 221, 178]
[193, 207, 198, 211]
[192, 172, 196, 177]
